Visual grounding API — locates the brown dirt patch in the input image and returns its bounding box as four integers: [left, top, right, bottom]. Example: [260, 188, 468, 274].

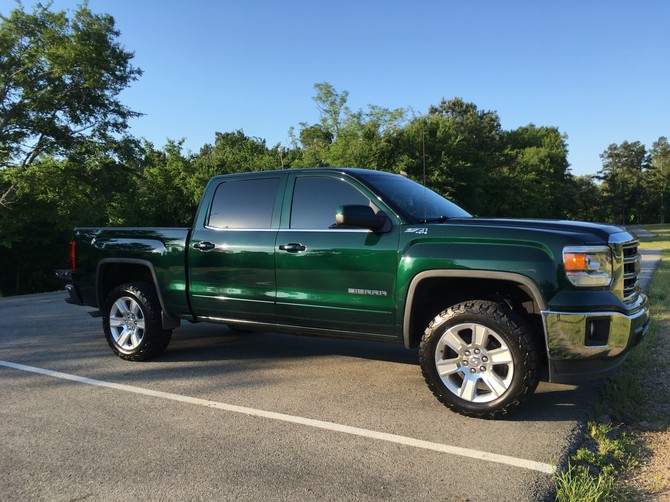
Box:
[629, 431, 670, 500]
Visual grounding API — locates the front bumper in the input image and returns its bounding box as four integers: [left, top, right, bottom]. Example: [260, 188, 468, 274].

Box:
[542, 295, 650, 384]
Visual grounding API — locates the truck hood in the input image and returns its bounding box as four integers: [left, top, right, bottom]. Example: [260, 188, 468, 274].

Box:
[435, 218, 633, 244]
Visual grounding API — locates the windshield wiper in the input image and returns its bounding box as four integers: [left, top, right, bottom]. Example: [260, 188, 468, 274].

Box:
[419, 215, 450, 223]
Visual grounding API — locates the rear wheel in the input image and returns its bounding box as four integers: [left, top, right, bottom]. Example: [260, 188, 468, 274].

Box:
[419, 300, 540, 419]
[103, 282, 172, 361]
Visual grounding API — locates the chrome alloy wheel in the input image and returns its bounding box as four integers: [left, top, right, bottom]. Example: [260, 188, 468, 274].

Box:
[434, 322, 514, 403]
[108, 296, 146, 352]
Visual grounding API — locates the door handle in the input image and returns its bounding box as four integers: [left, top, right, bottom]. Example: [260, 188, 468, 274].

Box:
[279, 243, 306, 253]
[193, 241, 215, 251]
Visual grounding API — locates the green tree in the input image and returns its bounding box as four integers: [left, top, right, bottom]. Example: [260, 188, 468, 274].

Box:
[395, 99, 503, 215]
[312, 82, 349, 137]
[500, 125, 571, 218]
[290, 123, 333, 167]
[564, 175, 607, 222]
[137, 140, 197, 226]
[0, 2, 142, 295]
[0, 2, 141, 204]
[0, 138, 143, 294]
[292, 83, 406, 170]
[326, 105, 406, 169]
[0, 158, 77, 293]
[649, 137, 670, 223]
[598, 141, 649, 224]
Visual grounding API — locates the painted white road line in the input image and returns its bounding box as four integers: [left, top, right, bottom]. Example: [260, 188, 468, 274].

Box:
[0, 359, 555, 474]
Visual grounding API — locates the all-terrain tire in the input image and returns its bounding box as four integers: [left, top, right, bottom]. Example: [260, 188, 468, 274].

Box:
[419, 300, 540, 419]
[102, 282, 172, 361]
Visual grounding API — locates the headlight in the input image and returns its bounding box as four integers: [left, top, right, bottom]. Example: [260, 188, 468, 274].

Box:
[563, 246, 612, 287]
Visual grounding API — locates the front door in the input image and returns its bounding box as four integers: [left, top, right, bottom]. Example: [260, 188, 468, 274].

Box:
[275, 173, 399, 337]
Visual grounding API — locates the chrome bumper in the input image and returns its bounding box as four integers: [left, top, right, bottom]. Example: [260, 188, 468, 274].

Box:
[541, 296, 650, 383]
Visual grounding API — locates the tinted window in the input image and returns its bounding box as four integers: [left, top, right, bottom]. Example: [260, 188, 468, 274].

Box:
[208, 178, 280, 229]
[290, 177, 370, 229]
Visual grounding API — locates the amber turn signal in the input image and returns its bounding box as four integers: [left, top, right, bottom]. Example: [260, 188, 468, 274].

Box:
[563, 252, 587, 272]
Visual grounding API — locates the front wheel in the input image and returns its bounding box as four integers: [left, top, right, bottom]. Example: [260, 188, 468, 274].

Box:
[102, 282, 172, 361]
[419, 300, 540, 419]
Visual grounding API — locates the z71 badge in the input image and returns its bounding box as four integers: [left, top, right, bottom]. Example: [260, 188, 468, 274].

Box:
[405, 228, 428, 234]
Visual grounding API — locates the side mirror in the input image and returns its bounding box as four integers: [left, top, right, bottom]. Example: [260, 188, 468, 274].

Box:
[336, 205, 388, 231]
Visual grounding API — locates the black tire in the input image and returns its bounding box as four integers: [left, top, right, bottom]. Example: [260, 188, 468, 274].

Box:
[102, 282, 172, 361]
[419, 300, 540, 419]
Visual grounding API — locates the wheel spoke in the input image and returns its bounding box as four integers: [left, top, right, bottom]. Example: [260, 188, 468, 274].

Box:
[458, 375, 478, 401]
[130, 330, 141, 348]
[109, 317, 125, 328]
[436, 357, 462, 377]
[117, 327, 131, 347]
[135, 319, 146, 331]
[488, 347, 513, 365]
[440, 328, 467, 353]
[114, 299, 130, 315]
[481, 372, 508, 397]
[472, 323, 489, 347]
[131, 302, 142, 319]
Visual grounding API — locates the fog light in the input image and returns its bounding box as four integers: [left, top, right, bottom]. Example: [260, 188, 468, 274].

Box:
[585, 317, 611, 347]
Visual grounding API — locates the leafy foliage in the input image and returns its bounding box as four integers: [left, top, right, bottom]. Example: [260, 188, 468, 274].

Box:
[0, 5, 667, 295]
[501, 125, 571, 218]
[598, 141, 649, 225]
[137, 140, 196, 226]
[0, 1, 142, 293]
[649, 137, 670, 224]
[397, 99, 505, 215]
[0, 3, 141, 173]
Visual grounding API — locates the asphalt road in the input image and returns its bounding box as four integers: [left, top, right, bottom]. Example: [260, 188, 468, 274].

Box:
[0, 268, 655, 502]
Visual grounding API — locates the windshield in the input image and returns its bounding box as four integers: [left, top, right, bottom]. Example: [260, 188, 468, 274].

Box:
[356, 172, 471, 223]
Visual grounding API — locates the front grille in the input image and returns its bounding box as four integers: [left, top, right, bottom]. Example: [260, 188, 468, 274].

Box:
[622, 240, 641, 303]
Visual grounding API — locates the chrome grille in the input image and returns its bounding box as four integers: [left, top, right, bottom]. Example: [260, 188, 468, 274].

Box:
[622, 240, 641, 303]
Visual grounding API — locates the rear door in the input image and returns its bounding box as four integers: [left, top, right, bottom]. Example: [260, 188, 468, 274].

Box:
[275, 172, 399, 337]
[188, 174, 284, 323]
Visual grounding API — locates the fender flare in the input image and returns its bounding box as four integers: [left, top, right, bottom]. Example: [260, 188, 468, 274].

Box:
[96, 258, 180, 330]
[402, 270, 547, 348]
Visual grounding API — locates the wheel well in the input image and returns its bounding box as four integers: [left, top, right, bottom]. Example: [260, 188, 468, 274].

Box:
[97, 262, 154, 307]
[406, 277, 544, 350]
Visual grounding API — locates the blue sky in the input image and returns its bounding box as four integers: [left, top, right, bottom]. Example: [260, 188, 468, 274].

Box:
[7, 0, 670, 175]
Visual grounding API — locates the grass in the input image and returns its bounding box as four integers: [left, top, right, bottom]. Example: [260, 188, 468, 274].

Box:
[554, 422, 638, 501]
[554, 419, 643, 501]
[553, 224, 670, 501]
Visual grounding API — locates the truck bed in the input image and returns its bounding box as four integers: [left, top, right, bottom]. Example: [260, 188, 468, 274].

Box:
[70, 227, 192, 320]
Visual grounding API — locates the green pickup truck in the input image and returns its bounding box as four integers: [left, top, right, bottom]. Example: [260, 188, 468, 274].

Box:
[67, 168, 650, 418]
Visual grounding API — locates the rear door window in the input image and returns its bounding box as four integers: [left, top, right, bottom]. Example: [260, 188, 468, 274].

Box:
[208, 178, 281, 229]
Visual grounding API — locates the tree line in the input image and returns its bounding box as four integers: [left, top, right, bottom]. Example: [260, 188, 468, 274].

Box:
[1, 4, 669, 295]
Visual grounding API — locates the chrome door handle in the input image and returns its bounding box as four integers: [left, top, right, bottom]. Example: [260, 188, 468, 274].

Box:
[279, 243, 306, 253]
[193, 241, 215, 251]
